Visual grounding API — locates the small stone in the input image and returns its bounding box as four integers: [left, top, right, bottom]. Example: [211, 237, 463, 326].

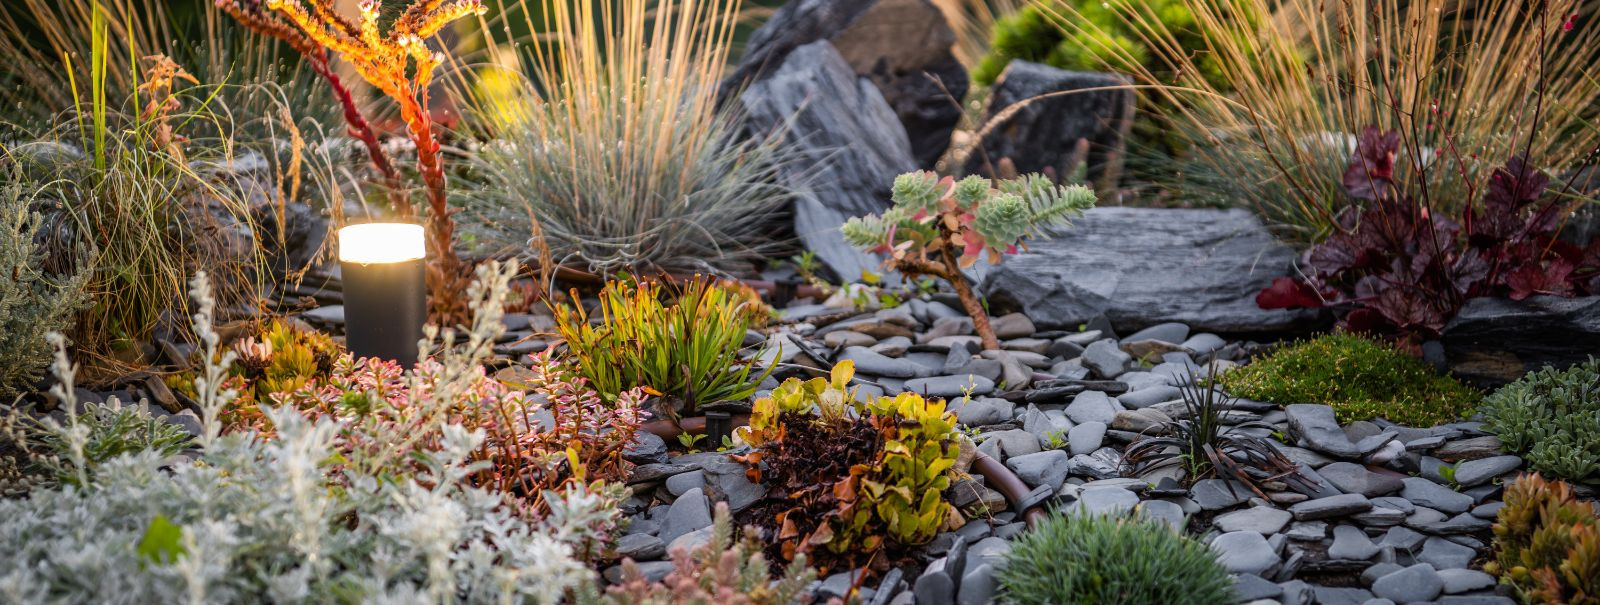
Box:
[840, 346, 925, 377]
[1329, 525, 1380, 561]
[990, 313, 1036, 340]
[1362, 562, 1405, 586]
[1111, 408, 1172, 433]
[871, 336, 912, 357]
[1065, 390, 1121, 425]
[1191, 479, 1251, 511]
[624, 431, 669, 465]
[1068, 448, 1124, 480]
[1214, 506, 1293, 534]
[668, 526, 714, 555]
[1371, 563, 1443, 604]
[665, 470, 704, 497]
[951, 396, 1015, 426]
[984, 429, 1042, 458]
[1066, 421, 1105, 456]
[1005, 450, 1072, 491]
[1400, 478, 1474, 514]
[912, 568, 955, 605]
[1116, 385, 1182, 409]
[1432, 435, 1504, 461]
[1074, 486, 1139, 516]
[1289, 493, 1373, 520]
[1181, 333, 1227, 356]
[1284, 521, 1327, 541]
[604, 560, 675, 584]
[1138, 499, 1187, 530]
[1380, 526, 1426, 552]
[1437, 569, 1495, 594]
[1082, 339, 1132, 378]
[657, 489, 712, 545]
[1450, 455, 1522, 488]
[906, 374, 995, 398]
[616, 533, 666, 560]
[1320, 462, 1406, 497]
[1418, 537, 1477, 569]
[1471, 502, 1503, 519]
[957, 564, 996, 605]
[1212, 532, 1281, 575]
[1233, 573, 1284, 601]
[1124, 322, 1190, 345]
[826, 330, 878, 348]
[1310, 586, 1373, 605]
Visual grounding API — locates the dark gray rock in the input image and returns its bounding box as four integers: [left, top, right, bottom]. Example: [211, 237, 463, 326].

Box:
[616, 533, 667, 561]
[1074, 486, 1139, 516]
[1371, 564, 1444, 604]
[840, 346, 927, 378]
[1065, 390, 1121, 425]
[1417, 537, 1477, 570]
[1400, 478, 1474, 514]
[624, 431, 669, 465]
[906, 374, 996, 398]
[1437, 569, 1495, 594]
[1212, 531, 1280, 574]
[957, 563, 996, 605]
[1233, 573, 1284, 601]
[963, 61, 1133, 187]
[1328, 524, 1380, 561]
[738, 41, 917, 282]
[1451, 455, 1522, 488]
[1081, 339, 1131, 378]
[658, 488, 713, 545]
[951, 396, 1014, 426]
[1289, 494, 1373, 520]
[1310, 586, 1373, 605]
[1319, 462, 1406, 497]
[912, 567, 955, 605]
[1005, 450, 1071, 491]
[1066, 421, 1106, 456]
[1214, 506, 1293, 534]
[1442, 295, 1600, 386]
[1191, 479, 1251, 511]
[725, 0, 966, 168]
[980, 207, 1317, 333]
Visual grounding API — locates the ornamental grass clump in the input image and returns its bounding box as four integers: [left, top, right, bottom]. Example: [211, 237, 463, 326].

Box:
[998, 512, 1233, 605]
[457, 0, 792, 276]
[734, 361, 964, 575]
[843, 172, 1095, 349]
[1484, 474, 1600, 604]
[1041, 0, 1600, 239]
[1218, 333, 1479, 426]
[1480, 358, 1600, 485]
[553, 277, 769, 421]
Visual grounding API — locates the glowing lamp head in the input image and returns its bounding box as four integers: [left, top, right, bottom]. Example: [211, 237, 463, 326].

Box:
[339, 223, 425, 264]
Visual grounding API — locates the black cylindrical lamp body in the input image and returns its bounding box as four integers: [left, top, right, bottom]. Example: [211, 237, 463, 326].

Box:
[339, 223, 428, 364]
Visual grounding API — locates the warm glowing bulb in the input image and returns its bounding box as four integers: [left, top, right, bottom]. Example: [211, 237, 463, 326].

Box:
[339, 223, 426, 264]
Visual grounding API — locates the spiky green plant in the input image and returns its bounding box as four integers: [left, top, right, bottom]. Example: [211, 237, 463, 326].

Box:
[843, 172, 1094, 349]
[1125, 365, 1303, 496]
[552, 277, 770, 420]
[455, 0, 792, 276]
[1480, 358, 1600, 485]
[998, 512, 1234, 605]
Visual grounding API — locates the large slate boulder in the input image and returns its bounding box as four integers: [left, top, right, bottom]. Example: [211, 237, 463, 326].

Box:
[979, 207, 1318, 333]
[964, 61, 1134, 188]
[738, 41, 918, 282]
[724, 0, 966, 168]
[1441, 296, 1600, 386]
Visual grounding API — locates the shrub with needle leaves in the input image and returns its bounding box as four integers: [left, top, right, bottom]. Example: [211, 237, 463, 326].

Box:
[843, 172, 1094, 349]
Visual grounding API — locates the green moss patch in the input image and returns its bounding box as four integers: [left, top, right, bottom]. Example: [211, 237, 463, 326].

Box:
[1219, 333, 1480, 426]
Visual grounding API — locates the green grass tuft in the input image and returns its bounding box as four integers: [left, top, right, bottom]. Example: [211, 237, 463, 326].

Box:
[1218, 333, 1480, 426]
[998, 512, 1233, 605]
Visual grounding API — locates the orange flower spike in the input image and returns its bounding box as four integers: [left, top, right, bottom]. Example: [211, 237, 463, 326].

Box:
[356, 0, 384, 50]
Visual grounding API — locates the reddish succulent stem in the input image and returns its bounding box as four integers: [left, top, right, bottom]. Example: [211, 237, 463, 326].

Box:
[398, 93, 465, 324]
[305, 54, 410, 215]
[890, 239, 1000, 351]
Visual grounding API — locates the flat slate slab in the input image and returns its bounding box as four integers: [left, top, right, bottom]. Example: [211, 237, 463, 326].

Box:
[979, 207, 1318, 333]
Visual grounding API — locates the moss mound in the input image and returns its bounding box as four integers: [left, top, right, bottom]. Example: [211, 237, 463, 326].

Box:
[1219, 333, 1479, 426]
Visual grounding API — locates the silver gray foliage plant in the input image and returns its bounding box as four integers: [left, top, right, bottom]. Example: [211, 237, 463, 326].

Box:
[0, 262, 612, 604]
[0, 176, 88, 398]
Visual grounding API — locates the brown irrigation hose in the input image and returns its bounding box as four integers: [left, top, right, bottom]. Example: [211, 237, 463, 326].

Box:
[643, 416, 1050, 528]
[972, 451, 1051, 528]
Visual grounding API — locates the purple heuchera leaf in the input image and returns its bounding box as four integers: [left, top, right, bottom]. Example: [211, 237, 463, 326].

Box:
[1259, 129, 1595, 344]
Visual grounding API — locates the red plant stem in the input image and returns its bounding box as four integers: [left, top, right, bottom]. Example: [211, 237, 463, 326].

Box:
[397, 91, 464, 323]
[307, 54, 410, 216]
[938, 245, 1001, 351]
